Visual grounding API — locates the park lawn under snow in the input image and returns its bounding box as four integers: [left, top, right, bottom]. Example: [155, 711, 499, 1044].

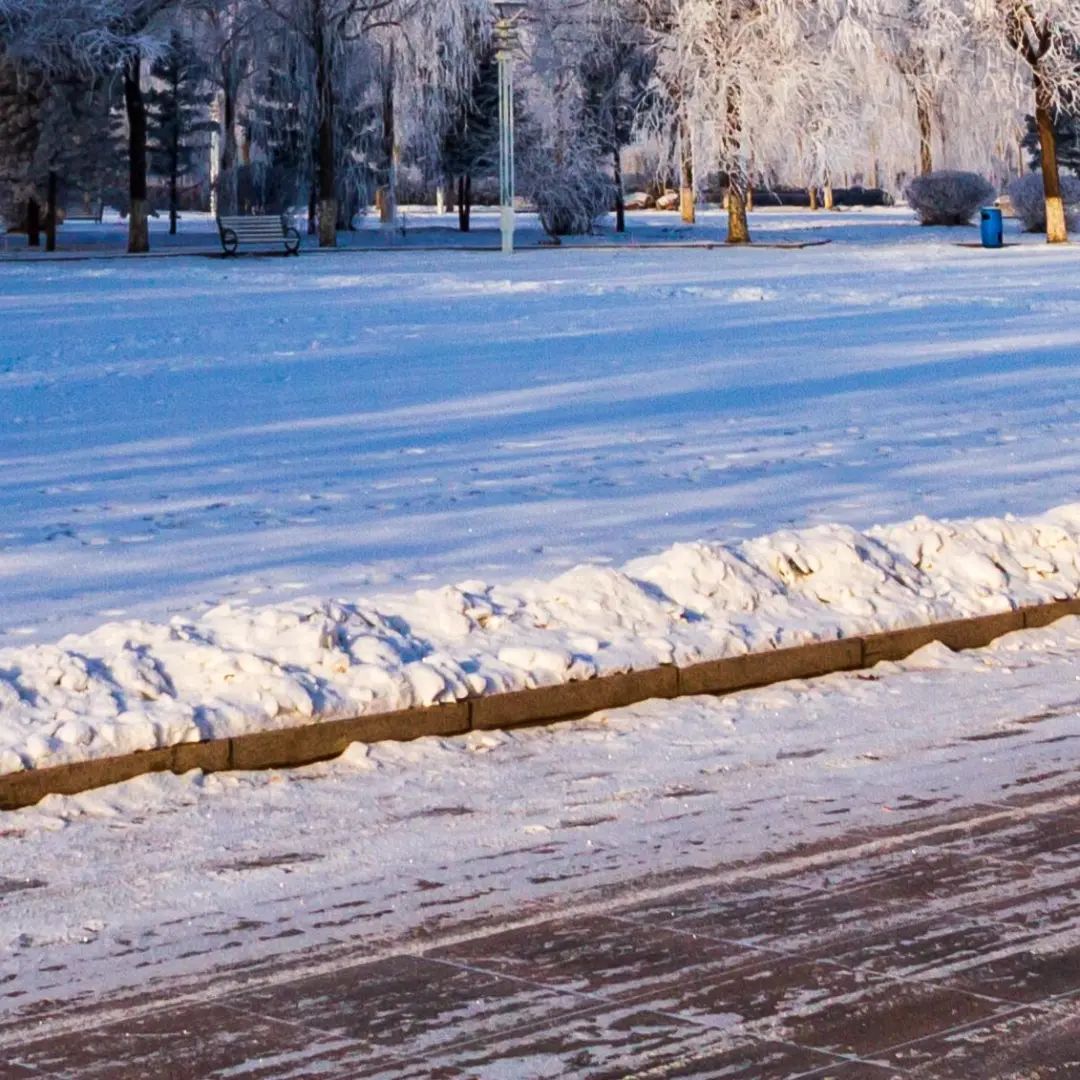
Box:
[2, 206, 1080, 772]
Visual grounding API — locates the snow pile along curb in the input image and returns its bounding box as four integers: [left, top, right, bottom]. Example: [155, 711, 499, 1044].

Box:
[3, 506, 1080, 787]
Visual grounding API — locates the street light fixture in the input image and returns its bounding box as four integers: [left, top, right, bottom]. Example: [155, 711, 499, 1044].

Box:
[493, 1, 527, 254]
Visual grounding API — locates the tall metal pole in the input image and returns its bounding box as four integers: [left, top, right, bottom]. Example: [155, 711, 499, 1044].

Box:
[496, 22, 515, 255]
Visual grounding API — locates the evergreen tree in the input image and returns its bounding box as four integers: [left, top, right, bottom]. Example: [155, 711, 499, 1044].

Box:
[1023, 108, 1080, 177]
[146, 31, 216, 234]
[0, 58, 45, 237]
[440, 47, 499, 232]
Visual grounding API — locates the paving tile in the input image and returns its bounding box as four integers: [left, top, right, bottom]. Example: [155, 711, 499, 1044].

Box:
[938, 934, 1080, 1004]
[881, 1005, 1080, 1078]
[789, 846, 1034, 906]
[615, 878, 869, 953]
[9, 999, 362, 1079]
[818, 913, 1010, 979]
[816, 908, 1080, 1005]
[620, 851, 993, 957]
[429, 913, 760, 1002]
[604, 1035, 847, 1079]
[229, 951, 583, 1064]
[616, 956, 1007, 1059]
[797, 1061, 906, 1079]
[355, 1004, 835, 1080]
[943, 810, 1080, 867]
[959, 875, 1080, 932]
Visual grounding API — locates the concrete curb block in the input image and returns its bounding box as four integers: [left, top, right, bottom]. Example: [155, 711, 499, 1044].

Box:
[2, 599, 1078, 811]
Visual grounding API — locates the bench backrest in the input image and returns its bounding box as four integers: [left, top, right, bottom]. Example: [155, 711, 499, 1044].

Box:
[63, 204, 103, 222]
[218, 215, 287, 239]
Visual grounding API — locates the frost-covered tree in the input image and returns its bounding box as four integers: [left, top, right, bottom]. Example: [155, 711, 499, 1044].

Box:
[0, 0, 177, 252]
[245, 34, 318, 216]
[579, 0, 652, 232]
[826, 0, 969, 177]
[256, 0, 382, 245]
[653, 0, 829, 243]
[256, 0, 488, 245]
[192, 0, 260, 216]
[969, 0, 1080, 241]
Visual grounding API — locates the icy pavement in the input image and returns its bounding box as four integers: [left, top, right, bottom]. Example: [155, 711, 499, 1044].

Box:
[11, 792, 1076, 1078]
[2, 208, 1080, 649]
[3, 618, 1080, 1076]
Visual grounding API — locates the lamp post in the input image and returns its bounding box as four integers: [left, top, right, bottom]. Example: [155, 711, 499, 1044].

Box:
[493, 1, 526, 254]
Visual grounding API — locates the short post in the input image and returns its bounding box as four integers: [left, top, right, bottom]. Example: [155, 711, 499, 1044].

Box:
[494, 2, 526, 255]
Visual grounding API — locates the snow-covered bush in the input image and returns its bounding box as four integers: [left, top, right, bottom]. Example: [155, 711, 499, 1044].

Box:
[525, 153, 614, 238]
[1007, 172, 1080, 233]
[905, 171, 994, 226]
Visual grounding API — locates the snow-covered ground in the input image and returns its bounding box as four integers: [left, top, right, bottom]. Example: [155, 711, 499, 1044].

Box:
[2, 206, 1079, 653]
[2, 206, 1080, 773]
[4, 205, 1080, 1052]
[2, 617, 1080, 1021]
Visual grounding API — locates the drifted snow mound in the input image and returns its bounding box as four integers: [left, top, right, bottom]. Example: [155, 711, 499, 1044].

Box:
[3, 505, 1080, 776]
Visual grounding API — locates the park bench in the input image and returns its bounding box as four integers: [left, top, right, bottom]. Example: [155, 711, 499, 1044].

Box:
[62, 203, 104, 224]
[217, 214, 301, 256]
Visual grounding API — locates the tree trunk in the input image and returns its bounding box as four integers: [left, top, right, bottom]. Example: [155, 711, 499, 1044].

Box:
[727, 180, 750, 244]
[678, 111, 695, 224]
[380, 49, 397, 227]
[169, 122, 179, 235]
[808, 186, 819, 211]
[219, 80, 238, 216]
[1035, 74, 1068, 243]
[45, 169, 57, 252]
[724, 85, 749, 243]
[27, 197, 40, 247]
[823, 183, 835, 211]
[745, 186, 754, 212]
[124, 52, 150, 254]
[917, 97, 933, 176]
[457, 174, 471, 232]
[613, 145, 625, 233]
[314, 19, 337, 248]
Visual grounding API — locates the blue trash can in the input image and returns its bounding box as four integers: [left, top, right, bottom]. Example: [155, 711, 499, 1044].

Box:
[980, 206, 1004, 248]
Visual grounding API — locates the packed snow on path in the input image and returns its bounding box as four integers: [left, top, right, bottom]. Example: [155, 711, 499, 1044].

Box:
[2, 503, 1080, 776]
[2, 207, 1080, 658]
[2, 616, 1080, 1021]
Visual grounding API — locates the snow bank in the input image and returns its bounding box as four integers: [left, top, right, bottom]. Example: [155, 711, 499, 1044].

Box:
[3, 504, 1080, 777]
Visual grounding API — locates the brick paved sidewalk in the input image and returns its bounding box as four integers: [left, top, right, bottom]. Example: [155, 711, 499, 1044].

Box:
[6, 773, 1080, 1079]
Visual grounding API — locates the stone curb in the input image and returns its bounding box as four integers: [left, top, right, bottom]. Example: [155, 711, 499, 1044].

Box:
[2, 598, 1079, 811]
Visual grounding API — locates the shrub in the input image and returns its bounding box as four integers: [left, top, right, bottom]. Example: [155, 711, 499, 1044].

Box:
[905, 170, 994, 225]
[526, 153, 614, 238]
[1007, 171, 1080, 233]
